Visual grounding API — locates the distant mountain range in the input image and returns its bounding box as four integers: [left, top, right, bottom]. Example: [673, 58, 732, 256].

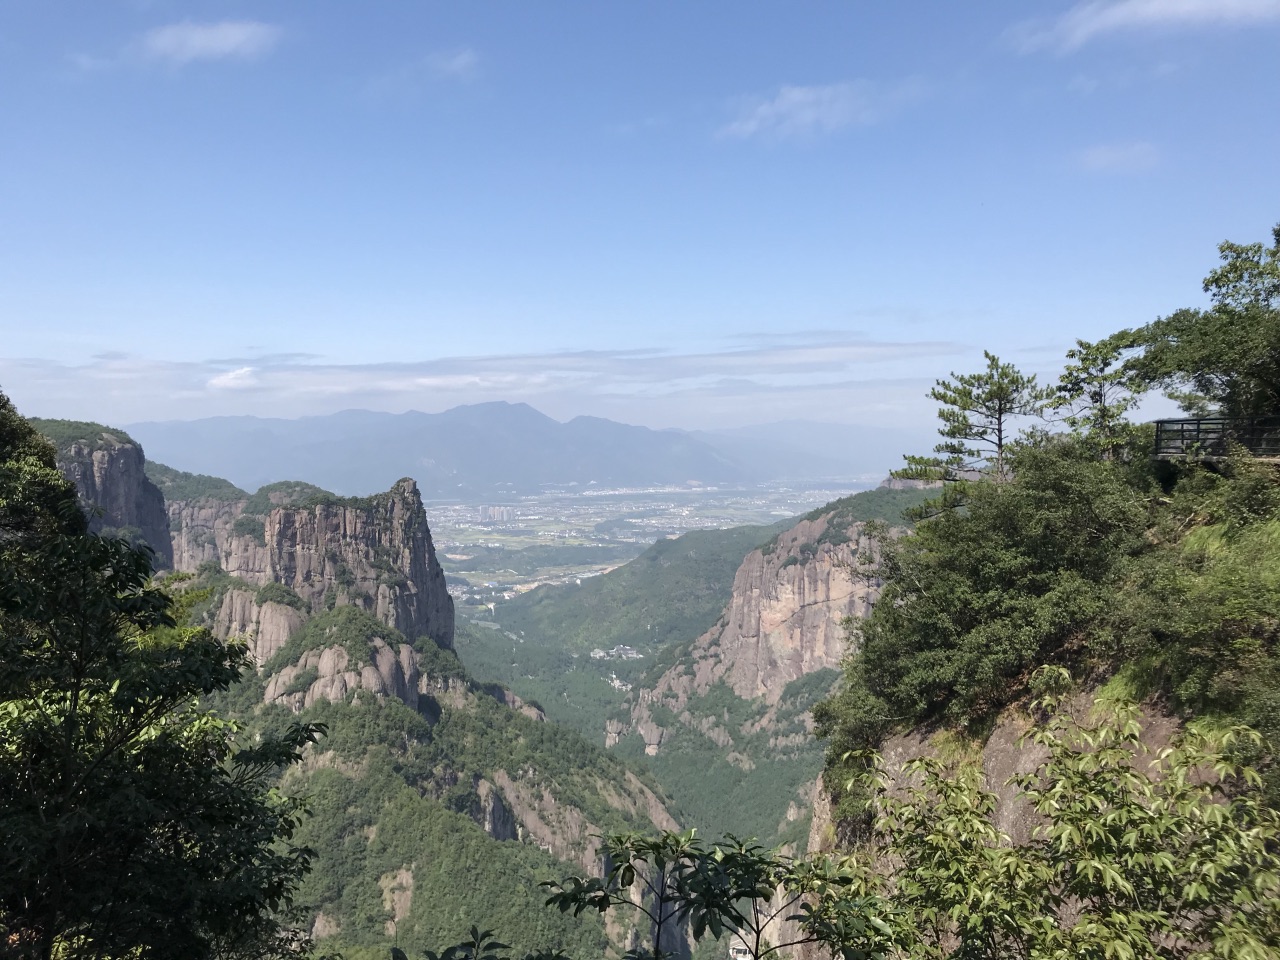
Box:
[127, 402, 931, 496]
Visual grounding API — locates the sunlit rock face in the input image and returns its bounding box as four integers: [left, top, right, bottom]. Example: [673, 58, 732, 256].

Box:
[612, 507, 885, 754]
[170, 477, 454, 649]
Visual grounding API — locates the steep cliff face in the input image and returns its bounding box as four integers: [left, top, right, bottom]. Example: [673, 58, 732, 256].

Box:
[42, 426, 173, 568]
[610, 511, 883, 756]
[804, 694, 1182, 859]
[173, 478, 454, 648]
[602, 504, 894, 846]
[693, 516, 879, 704]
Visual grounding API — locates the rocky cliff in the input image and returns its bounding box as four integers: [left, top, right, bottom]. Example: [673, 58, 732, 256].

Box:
[601, 498, 900, 846]
[609, 510, 883, 756]
[173, 478, 454, 649]
[229, 597, 679, 901]
[34, 421, 173, 568]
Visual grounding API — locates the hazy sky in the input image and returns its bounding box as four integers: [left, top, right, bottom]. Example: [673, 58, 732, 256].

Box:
[2, 1, 1277, 429]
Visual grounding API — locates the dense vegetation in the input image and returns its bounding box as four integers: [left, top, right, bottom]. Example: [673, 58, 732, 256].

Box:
[816, 222, 1280, 820]
[145, 460, 248, 501]
[538, 690, 1280, 960]
[25, 417, 135, 453]
[242, 480, 344, 516]
[612, 671, 840, 847]
[499, 521, 794, 656]
[2, 395, 322, 960]
[249, 695, 617, 960]
[762, 485, 934, 554]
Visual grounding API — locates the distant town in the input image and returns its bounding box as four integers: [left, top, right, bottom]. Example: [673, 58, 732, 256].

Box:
[428, 481, 872, 610]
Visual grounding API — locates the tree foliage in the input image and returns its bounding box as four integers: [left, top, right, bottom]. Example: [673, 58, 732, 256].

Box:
[1122, 223, 1280, 417]
[443, 691, 1280, 959]
[0, 391, 323, 960]
[816, 436, 1150, 770]
[898, 351, 1050, 483]
[837, 681, 1280, 959]
[1050, 337, 1144, 457]
[541, 831, 886, 960]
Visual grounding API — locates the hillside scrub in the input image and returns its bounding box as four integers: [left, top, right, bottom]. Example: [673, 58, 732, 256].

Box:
[816, 221, 1280, 820]
[25, 417, 135, 453]
[144, 460, 248, 501]
[466, 688, 1280, 959]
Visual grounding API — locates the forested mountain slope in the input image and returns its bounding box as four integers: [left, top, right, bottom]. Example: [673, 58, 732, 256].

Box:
[457, 520, 794, 738]
[604, 486, 931, 846]
[30, 420, 677, 958]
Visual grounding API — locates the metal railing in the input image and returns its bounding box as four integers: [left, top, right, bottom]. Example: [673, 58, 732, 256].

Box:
[1154, 417, 1280, 460]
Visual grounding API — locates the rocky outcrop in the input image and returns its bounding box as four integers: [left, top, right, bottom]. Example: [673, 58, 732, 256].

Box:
[613, 509, 886, 755]
[490, 768, 679, 876]
[213, 589, 306, 666]
[263, 639, 422, 712]
[473, 778, 519, 841]
[877, 476, 942, 491]
[704, 517, 879, 703]
[54, 431, 173, 568]
[168, 497, 243, 571]
[172, 478, 454, 648]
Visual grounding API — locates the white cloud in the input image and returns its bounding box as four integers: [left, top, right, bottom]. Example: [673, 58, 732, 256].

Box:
[425, 47, 479, 80]
[363, 47, 480, 101]
[0, 335, 968, 428]
[1075, 140, 1161, 172]
[1012, 0, 1280, 53]
[208, 366, 259, 390]
[142, 21, 281, 64]
[720, 79, 926, 140]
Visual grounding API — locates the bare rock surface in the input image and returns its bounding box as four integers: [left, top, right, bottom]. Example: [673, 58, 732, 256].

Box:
[263, 639, 422, 712]
[171, 478, 454, 648]
[55, 433, 173, 567]
[613, 510, 886, 754]
[213, 589, 306, 667]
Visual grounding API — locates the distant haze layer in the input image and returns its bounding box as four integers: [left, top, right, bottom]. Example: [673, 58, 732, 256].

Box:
[126, 402, 933, 496]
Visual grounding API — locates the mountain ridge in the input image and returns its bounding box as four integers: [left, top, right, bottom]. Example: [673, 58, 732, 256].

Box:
[125, 403, 921, 495]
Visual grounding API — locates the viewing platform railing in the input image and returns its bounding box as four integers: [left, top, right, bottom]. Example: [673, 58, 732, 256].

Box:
[1154, 417, 1280, 460]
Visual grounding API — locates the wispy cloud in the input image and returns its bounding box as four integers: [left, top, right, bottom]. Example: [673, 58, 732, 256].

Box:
[207, 366, 260, 390]
[0, 335, 966, 428]
[1011, 0, 1280, 53]
[364, 47, 480, 101]
[720, 78, 926, 140]
[142, 20, 281, 65]
[1075, 140, 1160, 172]
[425, 47, 479, 80]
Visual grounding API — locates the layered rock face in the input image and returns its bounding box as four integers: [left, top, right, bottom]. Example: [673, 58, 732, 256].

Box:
[608, 510, 883, 755]
[263, 638, 423, 712]
[699, 516, 879, 703]
[213, 589, 306, 665]
[56, 433, 173, 568]
[173, 478, 454, 648]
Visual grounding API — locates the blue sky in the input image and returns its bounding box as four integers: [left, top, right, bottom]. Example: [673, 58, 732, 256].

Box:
[1, 1, 1278, 429]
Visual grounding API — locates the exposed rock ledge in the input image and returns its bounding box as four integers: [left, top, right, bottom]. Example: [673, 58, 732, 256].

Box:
[264, 640, 422, 712]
